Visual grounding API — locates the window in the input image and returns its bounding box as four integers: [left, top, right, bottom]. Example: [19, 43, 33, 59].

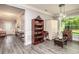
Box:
[61, 16, 79, 35]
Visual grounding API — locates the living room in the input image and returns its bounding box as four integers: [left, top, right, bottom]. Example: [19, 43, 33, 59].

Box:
[0, 4, 79, 54]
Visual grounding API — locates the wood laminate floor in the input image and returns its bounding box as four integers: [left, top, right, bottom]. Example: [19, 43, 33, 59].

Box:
[0, 35, 79, 54]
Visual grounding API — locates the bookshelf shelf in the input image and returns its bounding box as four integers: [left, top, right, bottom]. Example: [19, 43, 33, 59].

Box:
[32, 18, 44, 45]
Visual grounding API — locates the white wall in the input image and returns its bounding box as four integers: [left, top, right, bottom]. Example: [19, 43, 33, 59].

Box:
[24, 9, 52, 45]
[7, 4, 54, 45]
[45, 20, 58, 40]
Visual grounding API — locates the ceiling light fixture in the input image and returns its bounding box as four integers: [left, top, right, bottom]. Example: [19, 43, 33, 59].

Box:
[57, 4, 66, 39]
[59, 4, 66, 18]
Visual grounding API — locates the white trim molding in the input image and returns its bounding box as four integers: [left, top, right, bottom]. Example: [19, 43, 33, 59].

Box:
[7, 4, 52, 16]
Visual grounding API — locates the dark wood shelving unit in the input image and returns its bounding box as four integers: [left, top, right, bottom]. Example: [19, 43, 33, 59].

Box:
[32, 18, 44, 45]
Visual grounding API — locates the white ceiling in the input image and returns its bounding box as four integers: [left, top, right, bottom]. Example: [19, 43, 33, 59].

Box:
[0, 4, 24, 21]
[0, 4, 79, 21]
[28, 4, 79, 16]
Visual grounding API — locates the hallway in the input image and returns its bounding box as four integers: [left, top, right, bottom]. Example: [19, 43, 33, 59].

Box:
[0, 35, 79, 54]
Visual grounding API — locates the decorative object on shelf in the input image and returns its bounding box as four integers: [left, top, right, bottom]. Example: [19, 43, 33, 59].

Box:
[32, 16, 44, 45]
[36, 16, 42, 20]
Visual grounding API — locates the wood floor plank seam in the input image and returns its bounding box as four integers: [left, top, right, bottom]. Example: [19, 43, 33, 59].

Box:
[0, 35, 79, 54]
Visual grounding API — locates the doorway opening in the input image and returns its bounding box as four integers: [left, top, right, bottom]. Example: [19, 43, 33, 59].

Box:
[0, 4, 25, 45]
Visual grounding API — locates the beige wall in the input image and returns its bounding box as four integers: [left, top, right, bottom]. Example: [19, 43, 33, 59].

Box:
[15, 14, 24, 32]
[45, 20, 58, 40]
